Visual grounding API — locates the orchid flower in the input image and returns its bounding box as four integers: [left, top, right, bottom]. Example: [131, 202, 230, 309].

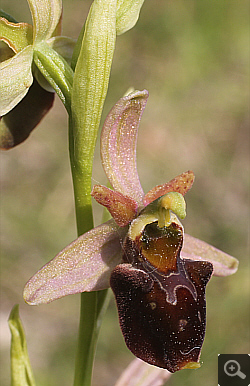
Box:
[0, 0, 74, 149]
[23, 89, 238, 373]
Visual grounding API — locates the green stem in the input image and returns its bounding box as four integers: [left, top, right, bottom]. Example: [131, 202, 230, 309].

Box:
[69, 1, 116, 385]
[69, 113, 109, 386]
[73, 290, 109, 386]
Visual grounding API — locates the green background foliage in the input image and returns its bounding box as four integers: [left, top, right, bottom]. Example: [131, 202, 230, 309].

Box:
[1, 0, 249, 385]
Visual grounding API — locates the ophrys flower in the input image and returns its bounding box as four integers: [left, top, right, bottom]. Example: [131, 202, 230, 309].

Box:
[23, 89, 238, 372]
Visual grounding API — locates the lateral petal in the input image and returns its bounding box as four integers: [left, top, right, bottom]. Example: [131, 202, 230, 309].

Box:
[182, 234, 239, 276]
[101, 90, 148, 205]
[91, 185, 138, 226]
[143, 171, 195, 206]
[23, 220, 126, 305]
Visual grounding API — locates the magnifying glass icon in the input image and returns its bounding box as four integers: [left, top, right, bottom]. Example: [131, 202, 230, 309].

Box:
[224, 360, 246, 379]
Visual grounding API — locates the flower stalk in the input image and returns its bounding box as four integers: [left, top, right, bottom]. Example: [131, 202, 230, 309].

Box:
[69, 1, 116, 384]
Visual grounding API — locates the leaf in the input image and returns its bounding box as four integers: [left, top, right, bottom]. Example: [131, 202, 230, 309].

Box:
[116, 0, 145, 35]
[8, 305, 36, 386]
[0, 10, 18, 23]
[23, 220, 126, 305]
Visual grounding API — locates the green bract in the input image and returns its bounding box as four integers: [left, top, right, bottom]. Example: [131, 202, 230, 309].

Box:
[116, 0, 145, 35]
[8, 305, 36, 386]
[0, 0, 75, 148]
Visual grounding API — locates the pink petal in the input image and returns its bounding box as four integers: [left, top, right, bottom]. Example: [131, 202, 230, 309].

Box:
[91, 185, 138, 226]
[143, 171, 195, 206]
[182, 234, 239, 276]
[23, 220, 126, 305]
[115, 358, 172, 386]
[101, 90, 148, 206]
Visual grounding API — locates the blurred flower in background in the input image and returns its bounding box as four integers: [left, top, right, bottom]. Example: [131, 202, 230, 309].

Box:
[0, 0, 74, 149]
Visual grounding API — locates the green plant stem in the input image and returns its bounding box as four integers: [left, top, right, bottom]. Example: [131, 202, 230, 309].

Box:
[69, 113, 110, 386]
[68, 2, 116, 384]
[74, 290, 109, 386]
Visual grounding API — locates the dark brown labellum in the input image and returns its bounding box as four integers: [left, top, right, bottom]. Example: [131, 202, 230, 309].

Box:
[110, 221, 213, 373]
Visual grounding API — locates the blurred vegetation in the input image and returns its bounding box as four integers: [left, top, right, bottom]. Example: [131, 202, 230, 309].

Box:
[0, 0, 249, 385]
